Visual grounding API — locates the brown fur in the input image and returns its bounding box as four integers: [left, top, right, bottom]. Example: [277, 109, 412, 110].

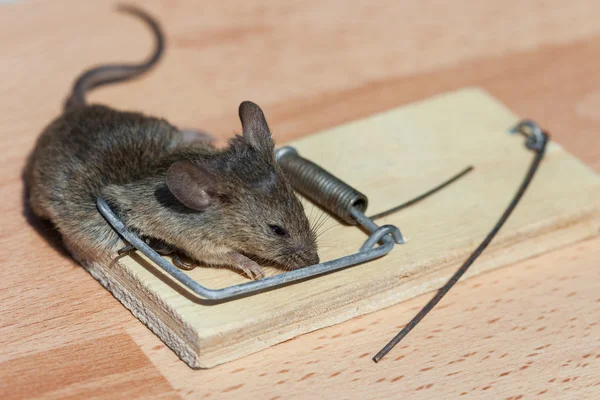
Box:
[23, 5, 318, 279]
[25, 103, 319, 277]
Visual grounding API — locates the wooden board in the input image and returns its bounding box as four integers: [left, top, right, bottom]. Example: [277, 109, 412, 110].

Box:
[81, 88, 600, 368]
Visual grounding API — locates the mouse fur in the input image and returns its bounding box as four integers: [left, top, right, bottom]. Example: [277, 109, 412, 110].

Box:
[24, 6, 318, 279]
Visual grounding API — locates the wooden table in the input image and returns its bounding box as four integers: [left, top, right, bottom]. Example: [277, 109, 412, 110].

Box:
[1, 1, 599, 398]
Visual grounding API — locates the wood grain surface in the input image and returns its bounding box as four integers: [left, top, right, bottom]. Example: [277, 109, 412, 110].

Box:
[1, 0, 599, 398]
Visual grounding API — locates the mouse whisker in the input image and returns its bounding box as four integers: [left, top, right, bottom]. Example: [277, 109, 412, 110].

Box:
[314, 213, 331, 235]
[310, 205, 328, 229]
[316, 219, 339, 233]
[310, 211, 324, 231]
[316, 224, 339, 240]
[307, 200, 316, 221]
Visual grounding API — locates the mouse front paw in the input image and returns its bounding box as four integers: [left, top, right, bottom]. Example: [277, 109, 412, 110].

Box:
[231, 253, 265, 280]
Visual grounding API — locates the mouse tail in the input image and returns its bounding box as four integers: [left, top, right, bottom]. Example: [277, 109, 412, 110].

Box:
[64, 4, 165, 111]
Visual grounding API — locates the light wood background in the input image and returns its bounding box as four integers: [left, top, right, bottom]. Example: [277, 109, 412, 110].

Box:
[1, 0, 599, 399]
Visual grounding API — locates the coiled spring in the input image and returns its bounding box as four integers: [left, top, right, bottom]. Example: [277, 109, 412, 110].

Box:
[275, 147, 368, 224]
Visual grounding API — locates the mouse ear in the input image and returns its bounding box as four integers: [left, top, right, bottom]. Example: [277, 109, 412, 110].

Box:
[166, 161, 219, 211]
[239, 101, 274, 151]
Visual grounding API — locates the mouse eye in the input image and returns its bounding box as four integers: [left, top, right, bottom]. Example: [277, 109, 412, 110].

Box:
[269, 224, 288, 237]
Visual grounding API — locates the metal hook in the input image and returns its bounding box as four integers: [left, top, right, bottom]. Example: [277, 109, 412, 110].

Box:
[360, 225, 404, 251]
[509, 119, 545, 151]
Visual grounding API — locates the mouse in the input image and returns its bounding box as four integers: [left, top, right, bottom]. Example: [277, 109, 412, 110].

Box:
[24, 5, 319, 280]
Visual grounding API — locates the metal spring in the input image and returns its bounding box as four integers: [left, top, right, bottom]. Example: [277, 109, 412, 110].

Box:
[275, 147, 368, 225]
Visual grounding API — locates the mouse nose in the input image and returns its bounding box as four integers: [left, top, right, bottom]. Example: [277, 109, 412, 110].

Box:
[303, 251, 319, 266]
[291, 246, 319, 267]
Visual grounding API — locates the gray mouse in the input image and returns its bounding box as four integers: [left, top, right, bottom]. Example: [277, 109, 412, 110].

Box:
[24, 5, 319, 280]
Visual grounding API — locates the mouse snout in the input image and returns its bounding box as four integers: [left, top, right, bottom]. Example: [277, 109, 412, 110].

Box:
[292, 246, 319, 268]
[305, 251, 319, 266]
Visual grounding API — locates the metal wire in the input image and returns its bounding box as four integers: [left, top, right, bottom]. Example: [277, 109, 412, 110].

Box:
[369, 166, 474, 220]
[372, 120, 549, 363]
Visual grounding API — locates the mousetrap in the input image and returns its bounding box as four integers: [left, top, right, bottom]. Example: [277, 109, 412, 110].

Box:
[82, 88, 600, 368]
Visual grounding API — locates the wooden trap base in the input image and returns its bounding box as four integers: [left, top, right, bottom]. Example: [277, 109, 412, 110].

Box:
[82, 88, 600, 369]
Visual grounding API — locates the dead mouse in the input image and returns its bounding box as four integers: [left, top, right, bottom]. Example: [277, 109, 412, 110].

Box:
[24, 5, 319, 280]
